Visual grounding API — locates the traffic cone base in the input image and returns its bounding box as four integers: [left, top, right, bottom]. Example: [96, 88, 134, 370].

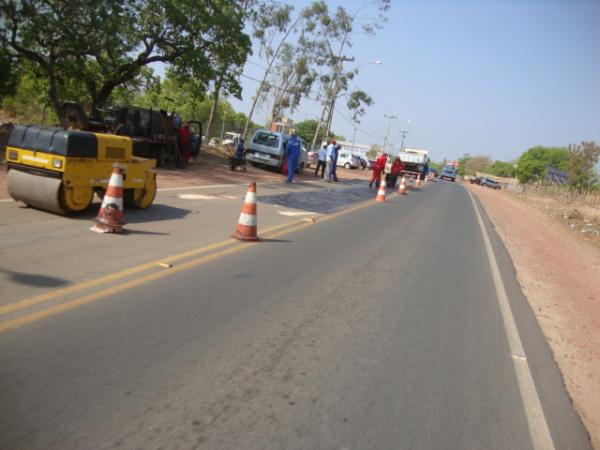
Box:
[233, 182, 259, 241]
[375, 178, 386, 202]
[398, 175, 407, 195]
[91, 167, 125, 234]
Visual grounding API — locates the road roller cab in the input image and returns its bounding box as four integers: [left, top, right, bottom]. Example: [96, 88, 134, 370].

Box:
[5, 125, 157, 214]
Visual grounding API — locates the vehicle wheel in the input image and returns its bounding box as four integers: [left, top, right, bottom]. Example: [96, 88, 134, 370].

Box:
[59, 184, 93, 214]
[124, 172, 157, 209]
[344, 163, 351, 169]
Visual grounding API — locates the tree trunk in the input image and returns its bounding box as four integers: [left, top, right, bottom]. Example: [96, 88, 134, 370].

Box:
[47, 72, 64, 127]
[205, 82, 222, 146]
[242, 16, 303, 140]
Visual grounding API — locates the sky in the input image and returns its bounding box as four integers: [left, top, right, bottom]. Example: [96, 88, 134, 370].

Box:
[227, 0, 600, 164]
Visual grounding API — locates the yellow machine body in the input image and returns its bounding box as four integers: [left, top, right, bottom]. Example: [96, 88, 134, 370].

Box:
[5, 126, 156, 214]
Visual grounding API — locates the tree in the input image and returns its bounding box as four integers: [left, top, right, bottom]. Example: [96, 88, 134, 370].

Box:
[367, 144, 381, 159]
[310, 1, 389, 148]
[1, 0, 251, 122]
[487, 161, 515, 178]
[242, 1, 328, 139]
[515, 146, 569, 183]
[456, 153, 471, 177]
[260, 41, 316, 128]
[567, 141, 600, 189]
[464, 156, 492, 176]
[295, 119, 334, 146]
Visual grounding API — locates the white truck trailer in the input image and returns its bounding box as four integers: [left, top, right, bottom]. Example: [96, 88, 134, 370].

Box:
[386, 147, 429, 180]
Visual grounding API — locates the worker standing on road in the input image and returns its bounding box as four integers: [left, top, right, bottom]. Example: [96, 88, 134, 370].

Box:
[176, 122, 192, 168]
[331, 143, 341, 182]
[286, 134, 301, 183]
[235, 138, 246, 172]
[369, 152, 388, 188]
[314, 144, 327, 178]
[324, 139, 336, 183]
[387, 157, 404, 188]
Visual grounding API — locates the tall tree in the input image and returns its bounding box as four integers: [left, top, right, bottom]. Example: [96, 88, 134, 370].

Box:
[464, 155, 492, 175]
[515, 146, 569, 183]
[567, 141, 600, 189]
[242, 1, 328, 139]
[1, 0, 251, 122]
[310, 1, 389, 149]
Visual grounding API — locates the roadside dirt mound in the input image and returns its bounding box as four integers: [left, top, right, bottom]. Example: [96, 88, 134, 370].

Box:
[468, 184, 600, 448]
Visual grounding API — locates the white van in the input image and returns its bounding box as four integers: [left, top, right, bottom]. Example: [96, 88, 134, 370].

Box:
[245, 129, 307, 173]
[336, 151, 361, 169]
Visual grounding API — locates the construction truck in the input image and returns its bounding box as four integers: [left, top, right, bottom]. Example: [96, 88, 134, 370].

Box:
[395, 147, 429, 180]
[5, 125, 157, 215]
[61, 102, 202, 168]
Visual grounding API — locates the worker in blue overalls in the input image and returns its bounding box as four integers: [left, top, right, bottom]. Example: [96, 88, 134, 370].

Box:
[286, 134, 301, 183]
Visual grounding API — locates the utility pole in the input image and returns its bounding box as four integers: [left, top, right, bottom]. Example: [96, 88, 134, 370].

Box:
[351, 127, 357, 150]
[382, 114, 398, 153]
[399, 130, 409, 153]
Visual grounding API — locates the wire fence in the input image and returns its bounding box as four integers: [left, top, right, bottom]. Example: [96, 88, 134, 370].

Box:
[507, 183, 600, 209]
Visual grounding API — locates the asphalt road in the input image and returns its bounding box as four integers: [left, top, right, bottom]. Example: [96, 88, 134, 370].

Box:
[0, 180, 592, 449]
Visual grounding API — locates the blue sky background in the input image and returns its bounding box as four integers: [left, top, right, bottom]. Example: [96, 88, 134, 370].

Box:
[227, 0, 600, 164]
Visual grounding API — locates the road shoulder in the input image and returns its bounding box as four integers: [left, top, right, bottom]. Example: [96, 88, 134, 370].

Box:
[467, 183, 600, 449]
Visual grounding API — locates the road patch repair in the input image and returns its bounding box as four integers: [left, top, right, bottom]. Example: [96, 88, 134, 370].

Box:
[467, 183, 600, 449]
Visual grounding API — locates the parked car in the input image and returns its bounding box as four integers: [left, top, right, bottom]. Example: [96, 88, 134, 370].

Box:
[245, 129, 307, 173]
[357, 156, 373, 170]
[337, 151, 361, 169]
[306, 151, 319, 168]
[440, 165, 457, 181]
[480, 177, 501, 189]
[469, 176, 482, 184]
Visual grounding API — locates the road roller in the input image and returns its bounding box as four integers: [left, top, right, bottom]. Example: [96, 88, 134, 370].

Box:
[5, 125, 157, 214]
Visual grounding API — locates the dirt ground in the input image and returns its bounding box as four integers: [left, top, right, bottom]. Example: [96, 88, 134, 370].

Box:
[468, 183, 600, 449]
[0, 147, 372, 199]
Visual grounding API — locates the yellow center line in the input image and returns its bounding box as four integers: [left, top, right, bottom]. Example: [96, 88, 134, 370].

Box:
[0, 196, 378, 333]
[0, 219, 303, 316]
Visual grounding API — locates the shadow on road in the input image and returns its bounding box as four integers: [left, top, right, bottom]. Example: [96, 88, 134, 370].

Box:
[0, 267, 68, 288]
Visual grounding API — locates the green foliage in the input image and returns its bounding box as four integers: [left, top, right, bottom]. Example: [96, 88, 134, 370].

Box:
[295, 119, 334, 147]
[516, 146, 569, 183]
[1, 71, 56, 124]
[567, 142, 600, 188]
[428, 161, 443, 172]
[1, 0, 251, 119]
[464, 155, 492, 176]
[487, 161, 516, 178]
[0, 48, 19, 99]
[456, 153, 471, 177]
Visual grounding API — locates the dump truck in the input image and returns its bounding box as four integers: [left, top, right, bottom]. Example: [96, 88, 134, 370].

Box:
[397, 147, 429, 180]
[5, 125, 157, 215]
[61, 102, 202, 168]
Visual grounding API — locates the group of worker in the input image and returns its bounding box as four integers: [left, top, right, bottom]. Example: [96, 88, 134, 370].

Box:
[313, 139, 341, 183]
[231, 135, 407, 189]
[369, 152, 406, 189]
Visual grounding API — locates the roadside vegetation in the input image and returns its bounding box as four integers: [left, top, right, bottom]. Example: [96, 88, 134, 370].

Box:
[0, 0, 390, 146]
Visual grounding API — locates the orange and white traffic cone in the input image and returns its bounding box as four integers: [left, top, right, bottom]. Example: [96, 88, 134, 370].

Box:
[91, 167, 125, 234]
[416, 176, 421, 188]
[398, 175, 407, 195]
[232, 182, 259, 241]
[375, 177, 386, 202]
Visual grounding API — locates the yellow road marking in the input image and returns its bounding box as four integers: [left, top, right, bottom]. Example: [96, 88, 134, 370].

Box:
[0, 220, 302, 316]
[0, 196, 378, 333]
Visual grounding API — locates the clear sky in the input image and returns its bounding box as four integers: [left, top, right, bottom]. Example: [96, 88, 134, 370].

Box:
[229, 0, 600, 164]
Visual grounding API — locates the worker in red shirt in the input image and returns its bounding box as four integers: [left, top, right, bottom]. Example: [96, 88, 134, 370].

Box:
[387, 157, 405, 188]
[176, 122, 192, 168]
[369, 152, 388, 188]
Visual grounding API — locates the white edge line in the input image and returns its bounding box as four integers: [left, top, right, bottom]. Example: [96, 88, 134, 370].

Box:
[467, 189, 555, 450]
